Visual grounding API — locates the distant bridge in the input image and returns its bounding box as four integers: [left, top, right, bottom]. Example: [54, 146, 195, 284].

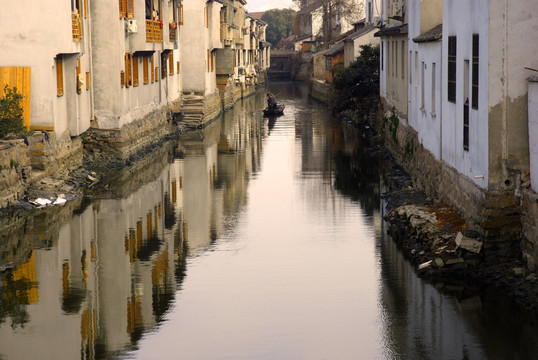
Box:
[268, 52, 295, 80]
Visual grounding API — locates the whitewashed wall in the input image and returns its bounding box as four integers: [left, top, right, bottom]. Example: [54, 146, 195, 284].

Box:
[407, 0, 442, 159]
[441, 0, 489, 189]
[0, 0, 92, 136]
[529, 79, 538, 191]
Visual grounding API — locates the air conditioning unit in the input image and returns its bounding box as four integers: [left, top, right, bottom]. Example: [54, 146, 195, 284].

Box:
[126, 19, 138, 34]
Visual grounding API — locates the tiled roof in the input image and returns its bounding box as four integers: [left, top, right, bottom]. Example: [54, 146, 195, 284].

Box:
[344, 24, 377, 41]
[323, 42, 345, 56]
[374, 24, 408, 37]
[412, 24, 442, 43]
[249, 12, 264, 20]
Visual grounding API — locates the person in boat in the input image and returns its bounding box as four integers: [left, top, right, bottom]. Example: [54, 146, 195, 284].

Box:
[266, 92, 278, 109]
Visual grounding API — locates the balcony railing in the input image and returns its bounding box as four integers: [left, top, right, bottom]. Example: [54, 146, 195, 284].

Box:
[72, 12, 81, 41]
[146, 20, 162, 43]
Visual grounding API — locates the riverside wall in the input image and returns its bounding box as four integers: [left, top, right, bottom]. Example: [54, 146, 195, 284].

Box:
[374, 103, 522, 265]
[0, 131, 82, 208]
[0, 82, 261, 209]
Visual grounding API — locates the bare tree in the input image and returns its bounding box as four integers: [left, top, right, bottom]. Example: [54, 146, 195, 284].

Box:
[294, 0, 365, 48]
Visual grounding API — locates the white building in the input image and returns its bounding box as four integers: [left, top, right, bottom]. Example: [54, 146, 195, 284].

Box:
[407, 0, 442, 158]
[91, 0, 182, 129]
[0, 0, 92, 137]
[374, 0, 408, 118]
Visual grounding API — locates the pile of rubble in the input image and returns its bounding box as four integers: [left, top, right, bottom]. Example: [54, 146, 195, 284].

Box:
[385, 204, 484, 280]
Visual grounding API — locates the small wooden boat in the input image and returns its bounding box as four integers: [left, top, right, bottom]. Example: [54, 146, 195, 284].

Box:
[263, 104, 285, 117]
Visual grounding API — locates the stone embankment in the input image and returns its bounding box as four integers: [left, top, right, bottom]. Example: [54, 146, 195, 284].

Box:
[357, 116, 538, 317]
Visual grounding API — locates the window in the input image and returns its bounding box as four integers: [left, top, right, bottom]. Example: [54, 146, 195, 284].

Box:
[325, 57, 332, 71]
[387, 41, 390, 74]
[210, 51, 214, 72]
[472, 34, 479, 109]
[72, 0, 82, 41]
[161, 53, 167, 79]
[151, 55, 154, 83]
[463, 60, 469, 151]
[56, 57, 64, 96]
[124, 53, 132, 87]
[431, 63, 436, 114]
[143, 56, 149, 84]
[119, 0, 134, 18]
[392, 41, 398, 77]
[169, 52, 174, 75]
[76, 58, 82, 94]
[421, 61, 425, 109]
[381, 41, 383, 71]
[414, 51, 418, 87]
[402, 40, 405, 79]
[447, 36, 456, 103]
[409, 51, 412, 84]
[178, 4, 184, 25]
[133, 56, 139, 86]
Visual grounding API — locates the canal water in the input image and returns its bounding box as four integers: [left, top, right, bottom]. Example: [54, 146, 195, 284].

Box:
[1, 83, 538, 359]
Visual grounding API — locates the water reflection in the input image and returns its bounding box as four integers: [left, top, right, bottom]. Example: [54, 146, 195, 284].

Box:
[0, 93, 265, 359]
[0, 83, 537, 359]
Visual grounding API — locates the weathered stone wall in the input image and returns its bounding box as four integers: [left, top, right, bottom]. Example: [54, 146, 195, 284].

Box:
[84, 107, 176, 165]
[0, 131, 82, 208]
[27, 131, 83, 176]
[0, 140, 30, 208]
[521, 189, 538, 271]
[377, 107, 521, 263]
[202, 91, 223, 125]
[311, 80, 335, 105]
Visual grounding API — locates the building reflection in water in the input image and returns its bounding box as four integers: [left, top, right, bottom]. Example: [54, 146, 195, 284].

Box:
[0, 94, 264, 359]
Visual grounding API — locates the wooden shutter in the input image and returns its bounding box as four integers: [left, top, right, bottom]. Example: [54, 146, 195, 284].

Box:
[205, 6, 208, 28]
[119, 0, 127, 18]
[127, 0, 134, 18]
[125, 53, 132, 87]
[76, 58, 81, 94]
[207, 49, 210, 72]
[83, 0, 87, 18]
[169, 52, 174, 75]
[177, 60, 180, 74]
[179, 4, 184, 25]
[0, 66, 32, 128]
[133, 55, 139, 86]
[121, 70, 125, 87]
[56, 57, 64, 96]
[143, 56, 149, 84]
[86, 72, 90, 90]
[151, 55, 154, 83]
[210, 51, 214, 72]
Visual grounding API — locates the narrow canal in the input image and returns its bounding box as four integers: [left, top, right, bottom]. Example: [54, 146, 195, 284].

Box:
[1, 83, 537, 359]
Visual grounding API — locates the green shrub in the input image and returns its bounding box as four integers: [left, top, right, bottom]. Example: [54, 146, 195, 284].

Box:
[0, 85, 27, 139]
[333, 44, 380, 116]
